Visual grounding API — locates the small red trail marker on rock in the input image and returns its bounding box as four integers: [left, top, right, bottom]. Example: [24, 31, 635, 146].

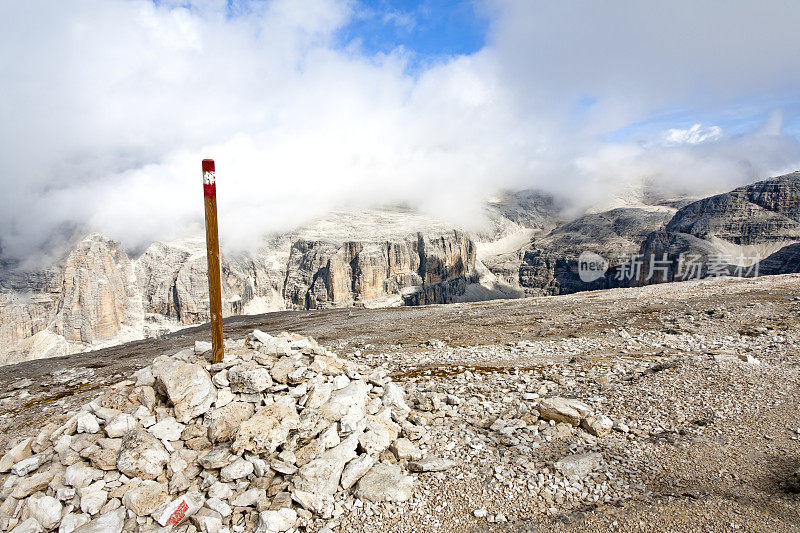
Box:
[202, 159, 224, 363]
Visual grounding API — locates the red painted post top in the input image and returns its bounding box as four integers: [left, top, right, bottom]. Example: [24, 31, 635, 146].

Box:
[202, 159, 216, 197]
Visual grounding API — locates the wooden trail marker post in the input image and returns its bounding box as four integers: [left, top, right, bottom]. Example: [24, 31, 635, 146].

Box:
[202, 159, 224, 363]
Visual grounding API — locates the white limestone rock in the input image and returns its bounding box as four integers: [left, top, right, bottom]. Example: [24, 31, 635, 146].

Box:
[382, 382, 411, 421]
[78, 481, 108, 515]
[319, 380, 368, 433]
[147, 417, 185, 442]
[231, 402, 299, 455]
[204, 497, 232, 518]
[537, 397, 592, 426]
[8, 518, 43, 533]
[581, 414, 614, 437]
[12, 454, 46, 477]
[340, 453, 376, 490]
[219, 458, 254, 482]
[103, 414, 138, 438]
[71, 507, 124, 533]
[152, 360, 216, 423]
[256, 508, 297, 533]
[26, 495, 62, 530]
[58, 512, 90, 533]
[116, 429, 169, 480]
[0, 438, 33, 473]
[554, 452, 603, 478]
[227, 363, 273, 393]
[207, 402, 254, 443]
[390, 438, 423, 461]
[75, 412, 100, 435]
[408, 456, 457, 472]
[121, 480, 169, 517]
[64, 463, 103, 489]
[199, 446, 236, 469]
[355, 462, 414, 502]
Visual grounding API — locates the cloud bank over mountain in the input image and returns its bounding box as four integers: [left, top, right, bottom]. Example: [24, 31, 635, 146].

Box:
[2, 0, 800, 264]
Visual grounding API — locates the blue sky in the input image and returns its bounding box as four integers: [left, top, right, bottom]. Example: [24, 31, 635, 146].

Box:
[336, 0, 487, 68]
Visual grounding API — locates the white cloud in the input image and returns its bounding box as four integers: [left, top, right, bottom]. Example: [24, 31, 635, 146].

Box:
[663, 124, 723, 146]
[2, 0, 800, 264]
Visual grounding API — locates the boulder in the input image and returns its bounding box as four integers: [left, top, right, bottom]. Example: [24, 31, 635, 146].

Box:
[355, 463, 414, 502]
[382, 382, 411, 421]
[408, 456, 457, 472]
[538, 397, 592, 426]
[581, 414, 613, 437]
[121, 480, 169, 516]
[320, 380, 368, 432]
[78, 481, 107, 515]
[8, 518, 43, 533]
[12, 454, 46, 477]
[270, 357, 296, 384]
[0, 438, 32, 473]
[228, 363, 273, 393]
[205, 497, 232, 518]
[252, 330, 291, 355]
[231, 402, 299, 455]
[64, 463, 103, 489]
[12, 471, 55, 499]
[147, 417, 185, 442]
[554, 452, 603, 478]
[309, 354, 344, 376]
[152, 360, 216, 423]
[358, 415, 398, 455]
[390, 438, 423, 461]
[207, 402, 254, 443]
[219, 458, 254, 482]
[340, 454, 376, 490]
[191, 508, 224, 533]
[72, 507, 125, 533]
[103, 414, 138, 438]
[256, 508, 297, 533]
[59, 512, 91, 533]
[198, 446, 236, 469]
[116, 429, 169, 480]
[75, 412, 100, 435]
[305, 382, 334, 409]
[26, 495, 61, 530]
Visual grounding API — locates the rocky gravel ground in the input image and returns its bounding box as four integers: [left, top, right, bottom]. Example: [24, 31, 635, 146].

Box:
[2, 274, 800, 531]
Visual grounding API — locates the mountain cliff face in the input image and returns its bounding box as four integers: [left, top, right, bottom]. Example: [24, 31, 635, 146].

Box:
[639, 172, 800, 283]
[135, 239, 286, 326]
[0, 293, 58, 356]
[53, 234, 143, 344]
[5, 174, 800, 365]
[0, 213, 484, 364]
[1, 235, 145, 362]
[515, 206, 679, 295]
[282, 231, 476, 309]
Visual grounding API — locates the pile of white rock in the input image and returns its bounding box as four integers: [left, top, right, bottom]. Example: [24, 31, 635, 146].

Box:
[0, 330, 450, 533]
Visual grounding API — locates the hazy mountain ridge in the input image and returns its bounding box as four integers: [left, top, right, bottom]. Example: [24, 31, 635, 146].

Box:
[640, 172, 800, 283]
[4, 173, 800, 365]
[0, 211, 502, 364]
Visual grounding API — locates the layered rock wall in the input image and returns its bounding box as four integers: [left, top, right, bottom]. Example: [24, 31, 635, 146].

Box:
[639, 172, 800, 283]
[284, 231, 476, 309]
[2, 228, 479, 363]
[53, 235, 143, 344]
